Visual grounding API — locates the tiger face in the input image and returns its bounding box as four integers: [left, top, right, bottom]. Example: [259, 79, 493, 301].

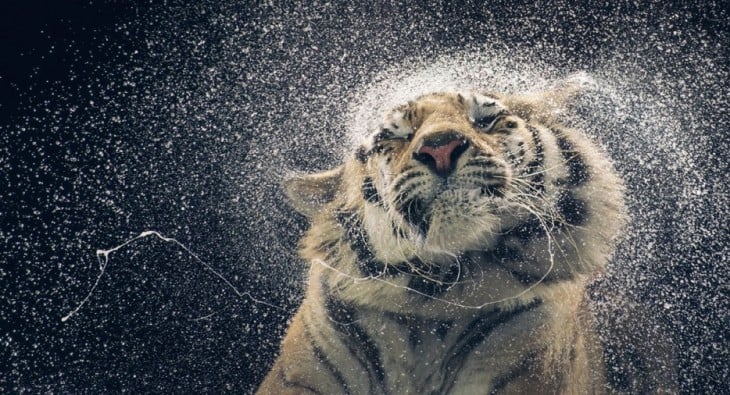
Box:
[356, 93, 538, 256]
[285, 83, 626, 310]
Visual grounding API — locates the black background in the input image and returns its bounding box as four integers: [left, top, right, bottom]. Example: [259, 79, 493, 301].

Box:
[1, 1, 728, 393]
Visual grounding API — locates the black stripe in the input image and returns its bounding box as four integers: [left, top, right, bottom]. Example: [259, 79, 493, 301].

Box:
[323, 286, 388, 394]
[323, 285, 358, 325]
[362, 176, 383, 206]
[391, 223, 408, 239]
[393, 170, 425, 195]
[509, 215, 548, 241]
[405, 108, 414, 122]
[467, 156, 498, 168]
[489, 352, 536, 394]
[383, 312, 423, 350]
[465, 157, 508, 197]
[481, 184, 505, 198]
[407, 321, 422, 349]
[505, 265, 546, 285]
[311, 344, 350, 394]
[488, 217, 566, 285]
[335, 211, 380, 277]
[552, 129, 590, 187]
[487, 232, 569, 285]
[384, 312, 454, 350]
[465, 169, 501, 180]
[335, 210, 434, 279]
[556, 190, 588, 226]
[395, 181, 425, 208]
[491, 251, 566, 286]
[335, 211, 399, 277]
[374, 128, 394, 142]
[356, 146, 369, 163]
[406, 260, 460, 297]
[487, 241, 522, 265]
[345, 322, 387, 393]
[407, 275, 446, 297]
[301, 317, 351, 394]
[501, 140, 517, 165]
[438, 300, 542, 393]
[516, 142, 526, 166]
[485, 216, 551, 286]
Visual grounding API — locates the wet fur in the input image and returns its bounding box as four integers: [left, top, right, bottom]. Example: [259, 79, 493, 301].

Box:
[258, 78, 675, 394]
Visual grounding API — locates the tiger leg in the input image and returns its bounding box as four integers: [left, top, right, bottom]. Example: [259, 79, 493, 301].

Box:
[257, 304, 353, 395]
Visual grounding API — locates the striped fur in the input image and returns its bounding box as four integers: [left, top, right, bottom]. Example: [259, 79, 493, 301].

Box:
[259, 81, 674, 393]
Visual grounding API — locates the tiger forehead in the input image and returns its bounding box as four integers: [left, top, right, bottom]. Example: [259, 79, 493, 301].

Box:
[363, 91, 504, 148]
[396, 93, 469, 121]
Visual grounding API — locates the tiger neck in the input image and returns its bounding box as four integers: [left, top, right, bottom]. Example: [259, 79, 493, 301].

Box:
[335, 209, 457, 277]
[323, 209, 550, 317]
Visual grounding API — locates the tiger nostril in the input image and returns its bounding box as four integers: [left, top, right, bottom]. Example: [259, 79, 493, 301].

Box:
[414, 132, 469, 177]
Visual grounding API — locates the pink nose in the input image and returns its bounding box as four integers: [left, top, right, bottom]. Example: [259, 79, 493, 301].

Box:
[415, 133, 468, 176]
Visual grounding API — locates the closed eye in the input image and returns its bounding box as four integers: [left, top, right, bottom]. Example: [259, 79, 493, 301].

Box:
[374, 128, 412, 142]
[474, 115, 499, 131]
[473, 110, 512, 133]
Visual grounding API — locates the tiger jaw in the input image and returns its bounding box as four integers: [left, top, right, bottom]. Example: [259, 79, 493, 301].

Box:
[415, 188, 507, 250]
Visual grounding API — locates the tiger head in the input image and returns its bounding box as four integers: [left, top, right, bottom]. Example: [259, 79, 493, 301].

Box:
[285, 81, 626, 310]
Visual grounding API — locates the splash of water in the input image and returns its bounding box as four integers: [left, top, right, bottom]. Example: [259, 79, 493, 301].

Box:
[61, 230, 281, 323]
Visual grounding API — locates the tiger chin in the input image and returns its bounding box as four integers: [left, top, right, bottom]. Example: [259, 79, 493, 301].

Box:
[258, 79, 676, 394]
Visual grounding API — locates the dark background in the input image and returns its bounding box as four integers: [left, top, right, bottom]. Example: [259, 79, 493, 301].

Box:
[1, 0, 727, 393]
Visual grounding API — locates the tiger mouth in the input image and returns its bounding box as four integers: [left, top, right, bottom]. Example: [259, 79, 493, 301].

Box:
[398, 186, 503, 237]
[399, 197, 430, 236]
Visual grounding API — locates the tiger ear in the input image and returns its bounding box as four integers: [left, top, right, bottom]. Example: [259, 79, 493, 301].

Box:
[504, 73, 596, 121]
[283, 166, 344, 217]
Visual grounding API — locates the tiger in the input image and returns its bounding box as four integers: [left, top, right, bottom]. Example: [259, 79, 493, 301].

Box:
[257, 79, 676, 394]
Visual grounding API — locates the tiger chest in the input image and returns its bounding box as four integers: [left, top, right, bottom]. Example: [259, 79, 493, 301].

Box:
[326, 302, 551, 394]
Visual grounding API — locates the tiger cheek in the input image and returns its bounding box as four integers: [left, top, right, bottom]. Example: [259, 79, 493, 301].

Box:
[471, 136, 497, 157]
